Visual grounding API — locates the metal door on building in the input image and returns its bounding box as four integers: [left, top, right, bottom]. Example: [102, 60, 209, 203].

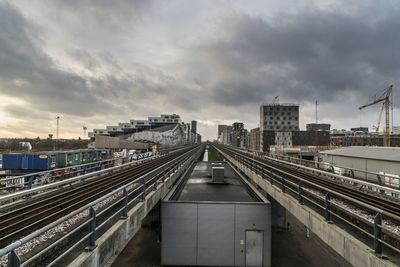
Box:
[245, 230, 264, 267]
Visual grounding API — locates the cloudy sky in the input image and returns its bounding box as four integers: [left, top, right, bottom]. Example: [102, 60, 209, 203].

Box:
[1, 0, 400, 140]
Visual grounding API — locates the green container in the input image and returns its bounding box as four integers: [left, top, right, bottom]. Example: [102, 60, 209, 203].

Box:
[56, 152, 67, 168]
[71, 151, 82, 165]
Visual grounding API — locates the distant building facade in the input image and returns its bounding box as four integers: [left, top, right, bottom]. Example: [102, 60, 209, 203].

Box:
[292, 131, 330, 146]
[260, 103, 299, 151]
[249, 128, 260, 151]
[220, 126, 233, 145]
[306, 123, 331, 131]
[231, 122, 248, 148]
[330, 131, 400, 147]
[350, 127, 369, 133]
[191, 121, 197, 134]
[217, 122, 248, 149]
[89, 114, 182, 138]
[89, 114, 201, 148]
[218, 125, 230, 136]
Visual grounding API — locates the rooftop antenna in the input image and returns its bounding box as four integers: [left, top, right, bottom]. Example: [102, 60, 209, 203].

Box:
[273, 96, 279, 105]
[315, 100, 318, 124]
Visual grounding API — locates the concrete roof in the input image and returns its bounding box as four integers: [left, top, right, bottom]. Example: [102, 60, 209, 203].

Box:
[319, 146, 400, 162]
[174, 162, 259, 202]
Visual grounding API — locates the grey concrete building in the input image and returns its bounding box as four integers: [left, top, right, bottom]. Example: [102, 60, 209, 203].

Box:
[306, 123, 331, 131]
[260, 103, 299, 151]
[350, 127, 369, 133]
[88, 114, 182, 139]
[218, 125, 229, 136]
[191, 120, 197, 134]
[249, 128, 260, 151]
[128, 124, 186, 148]
[162, 161, 271, 266]
[221, 126, 233, 145]
[231, 122, 248, 148]
[319, 146, 400, 185]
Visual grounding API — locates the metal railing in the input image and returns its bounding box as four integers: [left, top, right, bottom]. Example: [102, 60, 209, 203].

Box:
[0, 146, 202, 267]
[263, 151, 400, 189]
[234, 147, 400, 197]
[0, 152, 164, 191]
[216, 145, 400, 260]
[0, 155, 162, 207]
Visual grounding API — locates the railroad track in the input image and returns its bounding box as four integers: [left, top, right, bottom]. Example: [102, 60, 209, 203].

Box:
[0, 145, 200, 248]
[216, 145, 400, 218]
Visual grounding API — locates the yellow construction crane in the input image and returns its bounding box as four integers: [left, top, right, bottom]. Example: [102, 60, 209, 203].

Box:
[359, 85, 393, 147]
[372, 103, 384, 133]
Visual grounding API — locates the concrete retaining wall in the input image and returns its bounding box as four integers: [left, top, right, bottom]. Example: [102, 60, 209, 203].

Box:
[221, 151, 397, 267]
[67, 161, 189, 267]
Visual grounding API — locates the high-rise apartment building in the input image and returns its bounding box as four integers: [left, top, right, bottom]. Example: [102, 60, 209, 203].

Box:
[260, 104, 299, 151]
[191, 120, 197, 134]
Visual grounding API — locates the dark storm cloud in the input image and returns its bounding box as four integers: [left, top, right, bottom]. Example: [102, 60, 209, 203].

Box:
[0, 1, 166, 120]
[195, 5, 400, 107]
[67, 49, 101, 70]
[2, 0, 400, 139]
[0, 2, 105, 116]
[52, 0, 152, 30]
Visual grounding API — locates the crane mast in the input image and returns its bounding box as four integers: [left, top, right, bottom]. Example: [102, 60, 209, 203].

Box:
[358, 85, 393, 147]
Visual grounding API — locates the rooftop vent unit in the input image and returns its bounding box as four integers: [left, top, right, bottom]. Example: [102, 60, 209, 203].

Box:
[211, 163, 225, 183]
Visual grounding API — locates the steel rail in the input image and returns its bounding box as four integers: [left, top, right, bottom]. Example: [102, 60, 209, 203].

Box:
[0, 155, 159, 205]
[215, 144, 400, 256]
[0, 146, 198, 248]
[263, 150, 400, 186]
[243, 148, 400, 196]
[0, 144, 201, 259]
[216, 145, 400, 221]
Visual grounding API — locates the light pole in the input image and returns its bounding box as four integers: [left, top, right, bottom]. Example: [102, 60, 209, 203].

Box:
[55, 116, 60, 152]
[83, 126, 87, 139]
[56, 116, 60, 139]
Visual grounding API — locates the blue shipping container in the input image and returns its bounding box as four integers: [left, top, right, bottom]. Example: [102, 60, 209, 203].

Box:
[2, 153, 57, 170]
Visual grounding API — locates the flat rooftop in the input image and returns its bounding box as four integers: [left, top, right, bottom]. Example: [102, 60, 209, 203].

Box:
[319, 146, 400, 162]
[171, 161, 259, 202]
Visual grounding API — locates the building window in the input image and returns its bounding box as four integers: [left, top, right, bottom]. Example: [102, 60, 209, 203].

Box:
[276, 126, 280, 129]
[281, 121, 285, 124]
[281, 112, 285, 115]
[274, 121, 277, 125]
[288, 121, 291, 125]
[283, 117, 286, 120]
